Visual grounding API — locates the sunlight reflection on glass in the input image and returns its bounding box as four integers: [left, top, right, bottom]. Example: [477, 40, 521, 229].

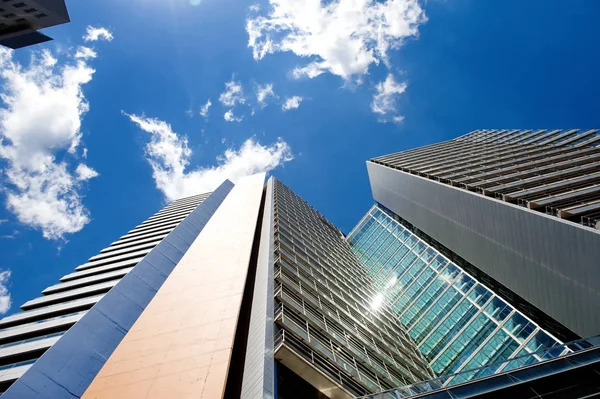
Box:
[370, 293, 384, 311]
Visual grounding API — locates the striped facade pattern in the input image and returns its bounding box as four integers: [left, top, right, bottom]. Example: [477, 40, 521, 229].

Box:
[272, 179, 433, 398]
[372, 129, 600, 229]
[348, 205, 563, 382]
[0, 190, 223, 397]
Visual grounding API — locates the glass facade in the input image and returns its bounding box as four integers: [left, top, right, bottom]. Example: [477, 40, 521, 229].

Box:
[272, 180, 433, 397]
[347, 205, 564, 379]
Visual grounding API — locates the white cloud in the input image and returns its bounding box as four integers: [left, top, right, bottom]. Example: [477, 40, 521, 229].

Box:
[249, 4, 261, 12]
[256, 83, 275, 107]
[83, 26, 114, 42]
[0, 45, 100, 240]
[74, 46, 97, 60]
[75, 164, 99, 181]
[200, 98, 212, 117]
[371, 73, 406, 121]
[247, 0, 426, 80]
[0, 271, 11, 314]
[0, 230, 18, 239]
[218, 80, 245, 107]
[124, 113, 293, 201]
[392, 115, 405, 124]
[282, 96, 303, 111]
[0, 219, 7, 224]
[224, 109, 243, 122]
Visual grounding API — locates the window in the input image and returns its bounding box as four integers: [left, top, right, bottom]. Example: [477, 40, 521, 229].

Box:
[35, 12, 46, 18]
[12, 2, 26, 8]
[3, 13, 15, 18]
[23, 7, 35, 13]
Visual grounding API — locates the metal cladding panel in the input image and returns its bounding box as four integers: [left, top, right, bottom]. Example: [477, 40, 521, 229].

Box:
[241, 177, 275, 399]
[81, 173, 265, 399]
[367, 161, 600, 338]
[1, 181, 233, 399]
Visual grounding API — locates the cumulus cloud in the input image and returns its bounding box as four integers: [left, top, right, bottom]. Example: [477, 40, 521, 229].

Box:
[247, 0, 426, 81]
[282, 96, 303, 111]
[83, 26, 114, 42]
[0, 271, 11, 314]
[218, 79, 245, 107]
[200, 98, 212, 117]
[74, 46, 97, 60]
[124, 113, 293, 201]
[75, 164, 99, 181]
[0, 45, 101, 240]
[371, 74, 406, 121]
[224, 109, 243, 122]
[256, 83, 275, 107]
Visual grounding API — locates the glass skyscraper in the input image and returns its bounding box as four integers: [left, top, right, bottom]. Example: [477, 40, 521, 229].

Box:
[367, 128, 600, 339]
[347, 205, 562, 380]
[272, 180, 432, 397]
[0, 132, 599, 399]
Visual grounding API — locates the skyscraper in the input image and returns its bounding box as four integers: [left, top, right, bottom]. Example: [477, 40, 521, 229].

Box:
[269, 179, 432, 398]
[0, 0, 70, 49]
[0, 181, 233, 398]
[367, 129, 600, 339]
[0, 174, 435, 399]
[1, 138, 599, 399]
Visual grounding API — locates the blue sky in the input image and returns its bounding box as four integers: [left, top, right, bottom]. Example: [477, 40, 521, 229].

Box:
[0, 0, 599, 315]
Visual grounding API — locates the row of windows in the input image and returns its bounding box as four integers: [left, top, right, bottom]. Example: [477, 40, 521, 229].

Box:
[272, 181, 433, 391]
[274, 186, 419, 349]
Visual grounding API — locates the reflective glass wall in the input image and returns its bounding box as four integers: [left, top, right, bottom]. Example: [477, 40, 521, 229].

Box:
[347, 205, 563, 378]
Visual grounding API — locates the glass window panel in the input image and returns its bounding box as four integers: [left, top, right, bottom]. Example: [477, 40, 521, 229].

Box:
[484, 297, 512, 322]
[527, 330, 558, 352]
[468, 284, 492, 306]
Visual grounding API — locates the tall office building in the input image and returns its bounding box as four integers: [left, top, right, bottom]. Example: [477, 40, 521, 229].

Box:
[0, 0, 70, 49]
[0, 183, 232, 398]
[0, 174, 435, 399]
[270, 179, 432, 398]
[1, 139, 599, 399]
[368, 128, 600, 339]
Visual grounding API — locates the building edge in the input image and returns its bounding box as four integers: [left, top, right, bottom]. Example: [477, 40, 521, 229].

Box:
[240, 177, 276, 398]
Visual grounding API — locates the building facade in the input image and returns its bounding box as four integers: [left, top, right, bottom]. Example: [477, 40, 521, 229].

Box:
[0, 0, 70, 49]
[368, 129, 600, 339]
[0, 135, 599, 399]
[269, 179, 432, 398]
[0, 175, 435, 399]
[347, 205, 562, 378]
[0, 182, 233, 398]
